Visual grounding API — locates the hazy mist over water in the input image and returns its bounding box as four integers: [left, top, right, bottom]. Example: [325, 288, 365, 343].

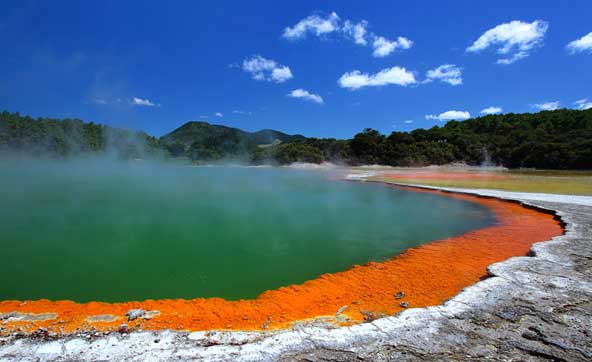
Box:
[0, 158, 496, 302]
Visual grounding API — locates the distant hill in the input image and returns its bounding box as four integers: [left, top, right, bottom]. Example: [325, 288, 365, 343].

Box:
[251, 108, 592, 169]
[159, 121, 305, 160]
[2, 109, 591, 169]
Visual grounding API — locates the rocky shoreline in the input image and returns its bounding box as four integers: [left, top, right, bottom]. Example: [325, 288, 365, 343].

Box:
[1, 185, 591, 361]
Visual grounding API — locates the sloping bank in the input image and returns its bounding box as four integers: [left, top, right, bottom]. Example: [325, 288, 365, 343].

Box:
[1, 183, 591, 361]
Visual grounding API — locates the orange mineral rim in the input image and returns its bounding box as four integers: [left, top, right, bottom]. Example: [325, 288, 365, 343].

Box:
[0, 184, 564, 335]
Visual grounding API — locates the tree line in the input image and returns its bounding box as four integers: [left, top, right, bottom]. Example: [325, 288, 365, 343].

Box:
[0, 111, 162, 159]
[255, 109, 592, 169]
[1, 109, 591, 169]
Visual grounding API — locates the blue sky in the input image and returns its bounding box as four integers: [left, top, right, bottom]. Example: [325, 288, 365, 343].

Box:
[1, 0, 591, 138]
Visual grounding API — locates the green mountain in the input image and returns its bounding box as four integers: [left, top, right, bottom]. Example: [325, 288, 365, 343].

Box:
[159, 121, 305, 160]
[251, 108, 592, 169]
[1, 109, 591, 169]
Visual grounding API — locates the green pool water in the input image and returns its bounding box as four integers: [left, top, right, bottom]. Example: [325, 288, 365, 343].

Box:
[0, 161, 496, 302]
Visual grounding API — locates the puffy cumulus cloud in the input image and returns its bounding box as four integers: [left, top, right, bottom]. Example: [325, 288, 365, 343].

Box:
[338, 66, 416, 90]
[567, 32, 592, 54]
[132, 97, 157, 107]
[271, 66, 293, 83]
[283, 12, 412, 57]
[287, 89, 324, 104]
[342, 20, 369, 45]
[533, 101, 560, 111]
[466, 20, 548, 64]
[480, 106, 503, 115]
[426, 110, 471, 121]
[215, 112, 223, 117]
[574, 99, 592, 110]
[425, 64, 462, 85]
[282, 12, 341, 40]
[372, 36, 413, 57]
[242, 55, 293, 83]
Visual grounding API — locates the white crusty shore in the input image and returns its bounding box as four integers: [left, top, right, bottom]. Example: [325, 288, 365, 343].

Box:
[375, 182, 592, 207]
[1, 182, 591, 361]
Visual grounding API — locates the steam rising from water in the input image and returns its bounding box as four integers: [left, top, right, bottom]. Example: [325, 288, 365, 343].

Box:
[0, 157, 495, 302]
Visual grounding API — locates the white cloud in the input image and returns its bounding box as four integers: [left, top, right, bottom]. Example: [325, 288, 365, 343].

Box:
[338, 66, 416, 90]
[533, 101, 560, 111]
[283, 12, 341, 40]
[404, 120, 414, 123]
[287, 89, 324, 104]
[426, 110, 471, 121]
[567, 32, 592, 54]
[466, 20, 548, 64]
[497, 51, 530, 65]
[242, 55, 293, 83]
[271, 66, 293, 83]
[372, 36, 413, 57]
[480, 106, 503, 115]
[232, 110, 252, 115]
[283, 12, 412, 57]
[425, 64, 462, 85]
[574, 98, 592, 110]
[342, 20, 369, 45]
[215, 112, 223, 117]
[132, 97, 157, 107]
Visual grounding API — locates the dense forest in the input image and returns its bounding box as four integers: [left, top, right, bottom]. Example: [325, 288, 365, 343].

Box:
[1, 109, 591, 169]
[0, 111, 162, 159]
[253, 109, 592, 169]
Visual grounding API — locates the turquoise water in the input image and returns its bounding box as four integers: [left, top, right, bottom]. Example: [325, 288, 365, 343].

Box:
[0, 161, 496, 302]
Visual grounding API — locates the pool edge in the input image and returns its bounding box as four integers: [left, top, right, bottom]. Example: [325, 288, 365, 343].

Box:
[2, 184, 591, 362]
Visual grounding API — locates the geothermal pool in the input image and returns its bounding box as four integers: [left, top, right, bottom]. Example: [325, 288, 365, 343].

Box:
[0, 161, 496, 302]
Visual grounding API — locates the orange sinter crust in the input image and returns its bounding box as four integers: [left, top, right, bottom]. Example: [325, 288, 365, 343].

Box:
[0, 185, 563, 335]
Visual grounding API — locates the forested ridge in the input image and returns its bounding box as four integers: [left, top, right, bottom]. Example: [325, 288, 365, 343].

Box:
[1, 109, 591, 169]
[0, 111, 162, 159]
[159, 121, 305, 161]
[254, 109, 592, 169]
